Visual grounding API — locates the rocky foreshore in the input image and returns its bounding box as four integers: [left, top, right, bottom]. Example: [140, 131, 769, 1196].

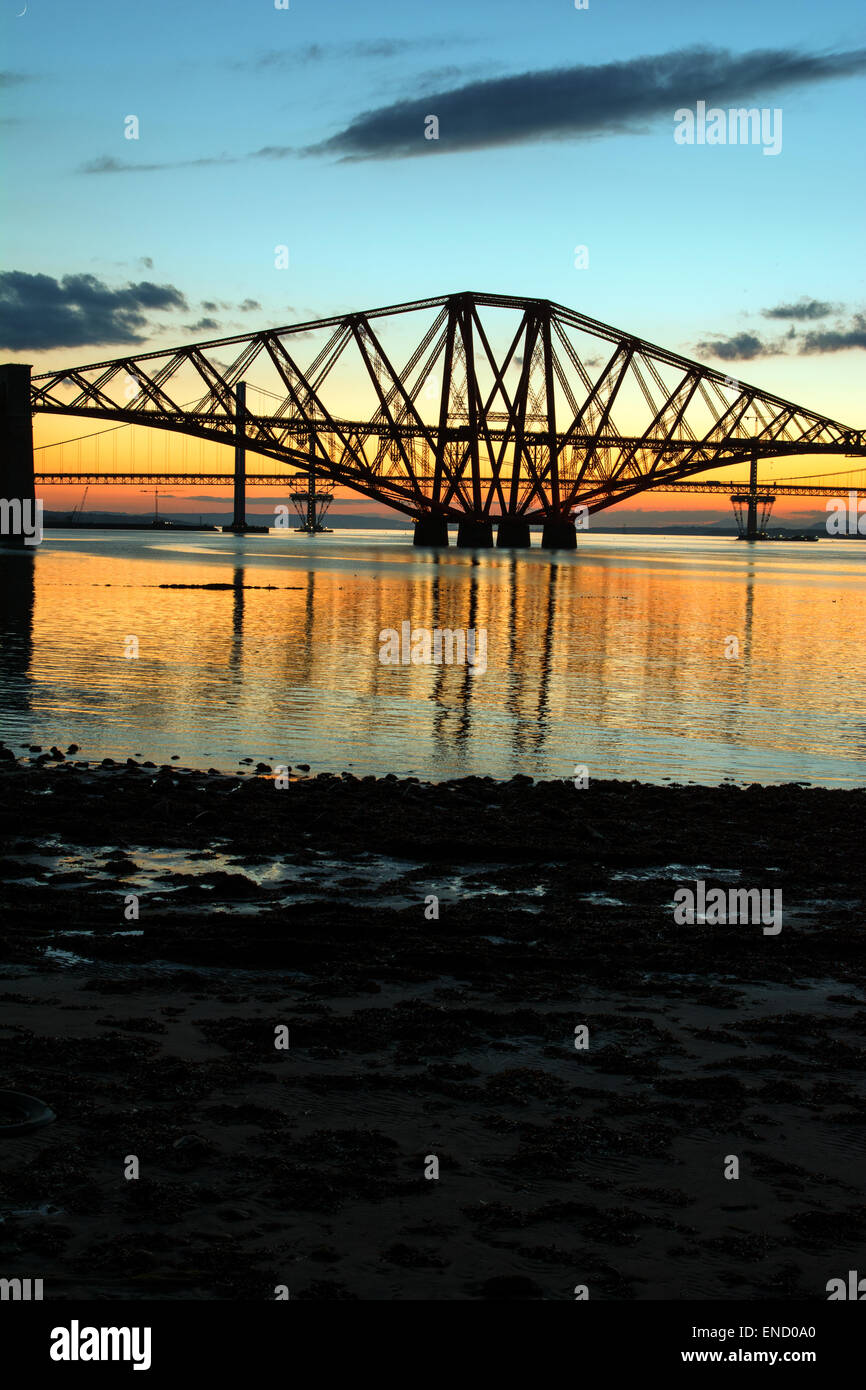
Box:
[0, 751, 863, 1299]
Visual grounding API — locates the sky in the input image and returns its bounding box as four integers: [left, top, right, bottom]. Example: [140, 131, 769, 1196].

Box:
[2, 0, 864, 522]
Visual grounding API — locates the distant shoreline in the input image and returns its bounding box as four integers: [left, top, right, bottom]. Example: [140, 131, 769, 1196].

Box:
[38, 518, 860, 538]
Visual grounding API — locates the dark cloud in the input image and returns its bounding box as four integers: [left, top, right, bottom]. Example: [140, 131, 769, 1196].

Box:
[81, 156, 168, 174]
[800, 314, 866, 352]
[75, 43, 866, 177]
[139, 256, 154, 270]
[81, 153, 238, 174]
[0, 71, 34, 87]
[173, 494, 300, 503]
[129, 281, 186, 309]
[353, 38, 455, 59]
[185, 316, 220, 332]
[83, 148, 299, 172]
[0, 270, 188, 350]
[696, 332, 773, 361]
[413, 63, 496, 91]
[762, 297, 838, 320]
[250, 145, 295, 160]
[195, 298, 260, 314]
[698, 310, 866, 360]
[305, 44, 866, 160]
[237, 37, 467, 71]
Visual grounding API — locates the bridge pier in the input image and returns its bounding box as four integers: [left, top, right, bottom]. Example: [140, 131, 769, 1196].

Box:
[224, 382, 267, 534]
[496, 518, 532, 548]
[225, 381, 249, 533]
[456, 518, 494, 548]
[0, 363, 36, 547]
[306, 455, 315, 533]
[541, 518, 577, 550]
[746, 448, 759, 541]
[413, 515, 450, 547]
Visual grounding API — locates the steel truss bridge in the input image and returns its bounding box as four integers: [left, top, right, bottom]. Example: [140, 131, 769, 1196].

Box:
[12, 290, 866, 547]
[30, 473, 864, 500]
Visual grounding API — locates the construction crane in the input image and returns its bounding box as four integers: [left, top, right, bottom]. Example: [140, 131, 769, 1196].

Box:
[68, 485, 89, 523]
[140, 487, 162, 525]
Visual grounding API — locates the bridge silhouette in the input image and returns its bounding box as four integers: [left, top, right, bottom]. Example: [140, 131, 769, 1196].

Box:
[3, 291, 864, 547]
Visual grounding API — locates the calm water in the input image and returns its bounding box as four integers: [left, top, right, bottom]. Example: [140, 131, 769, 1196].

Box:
[1, 528, 864, 786]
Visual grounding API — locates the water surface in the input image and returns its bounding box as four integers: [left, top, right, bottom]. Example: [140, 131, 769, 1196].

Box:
[1, 528, 863, 785]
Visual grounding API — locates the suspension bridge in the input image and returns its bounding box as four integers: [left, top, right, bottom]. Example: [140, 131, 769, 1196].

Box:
[2, 291, 865, 547]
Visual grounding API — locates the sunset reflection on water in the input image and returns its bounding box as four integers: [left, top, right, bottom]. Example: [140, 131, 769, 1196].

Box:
[1, 529, 864, 785]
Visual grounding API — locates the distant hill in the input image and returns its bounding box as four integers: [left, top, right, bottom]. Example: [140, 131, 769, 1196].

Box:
[42, 511, 855, 538]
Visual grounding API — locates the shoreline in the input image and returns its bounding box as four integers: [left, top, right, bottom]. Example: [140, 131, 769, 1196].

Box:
[1, 757, 864, 1299]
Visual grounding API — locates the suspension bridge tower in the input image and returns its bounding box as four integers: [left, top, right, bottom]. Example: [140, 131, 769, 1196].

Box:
[290, 451, 334, 533]
[731, 448, 776, 540]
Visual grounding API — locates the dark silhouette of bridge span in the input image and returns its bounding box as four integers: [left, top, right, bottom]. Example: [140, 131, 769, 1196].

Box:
[3, 292, 864, 547]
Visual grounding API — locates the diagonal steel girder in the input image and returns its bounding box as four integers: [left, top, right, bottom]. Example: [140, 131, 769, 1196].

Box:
[30, 292, 866, 520]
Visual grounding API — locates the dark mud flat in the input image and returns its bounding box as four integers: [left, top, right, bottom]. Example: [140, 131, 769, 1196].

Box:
[0, 760, 864, 1301]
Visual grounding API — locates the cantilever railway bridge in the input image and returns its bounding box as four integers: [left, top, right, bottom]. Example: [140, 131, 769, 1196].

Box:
[3, 291, 865, 547]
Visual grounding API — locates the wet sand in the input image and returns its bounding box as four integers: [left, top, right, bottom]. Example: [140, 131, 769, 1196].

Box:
[0, 755, 864, 1299]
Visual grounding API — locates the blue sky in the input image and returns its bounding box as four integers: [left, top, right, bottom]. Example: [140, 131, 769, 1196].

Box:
[2, 0, 864, 516]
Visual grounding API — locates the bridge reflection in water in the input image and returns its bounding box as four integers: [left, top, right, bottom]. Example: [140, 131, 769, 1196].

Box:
[1, 531, 864, 786]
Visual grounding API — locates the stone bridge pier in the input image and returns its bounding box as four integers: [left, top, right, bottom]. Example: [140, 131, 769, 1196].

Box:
[0, 364, 36, 547]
